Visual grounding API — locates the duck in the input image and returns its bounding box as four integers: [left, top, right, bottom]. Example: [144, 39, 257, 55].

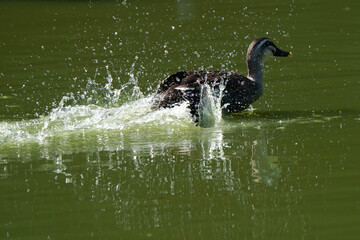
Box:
[154, 38, 292, 123]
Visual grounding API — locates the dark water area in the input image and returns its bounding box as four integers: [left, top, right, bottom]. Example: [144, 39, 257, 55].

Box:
[1, 0, 360, 239]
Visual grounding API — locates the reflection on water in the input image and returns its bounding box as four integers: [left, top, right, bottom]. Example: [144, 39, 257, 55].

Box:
[0, 99, 354, 239]
[251, 132, 281, 186]
[0, 125, 308, 239]
[0, 104, 353, 239]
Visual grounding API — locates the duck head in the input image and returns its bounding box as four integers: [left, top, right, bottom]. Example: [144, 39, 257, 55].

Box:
[246, 38, 292, 89]
[247, 38, 292, 62]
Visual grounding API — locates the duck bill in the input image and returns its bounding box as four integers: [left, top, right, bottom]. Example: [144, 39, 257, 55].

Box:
[274, 48, 292, 57]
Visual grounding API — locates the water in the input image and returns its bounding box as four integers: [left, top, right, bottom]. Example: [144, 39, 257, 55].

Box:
[1, 0, 360, 239]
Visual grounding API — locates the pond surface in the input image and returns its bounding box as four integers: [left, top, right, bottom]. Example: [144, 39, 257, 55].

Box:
[1, 0, 360, 239]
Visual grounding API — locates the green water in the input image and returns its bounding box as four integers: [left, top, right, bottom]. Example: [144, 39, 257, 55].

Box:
[1, 0, 360, 239]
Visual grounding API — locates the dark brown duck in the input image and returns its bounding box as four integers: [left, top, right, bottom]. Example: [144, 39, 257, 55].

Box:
[154, 38, 292, 122]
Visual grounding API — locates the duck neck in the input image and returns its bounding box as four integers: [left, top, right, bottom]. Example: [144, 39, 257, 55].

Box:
[246, 58, 264, 91]
[246, 59, 264, 87]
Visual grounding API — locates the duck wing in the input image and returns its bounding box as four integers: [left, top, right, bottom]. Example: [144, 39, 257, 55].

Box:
[155, 72, 200, 118]
[156, 71, 188, 94]
[155, 71, 222, 110]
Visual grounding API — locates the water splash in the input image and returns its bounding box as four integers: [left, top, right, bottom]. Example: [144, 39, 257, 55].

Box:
[198, 83, 216, 128]
[58, 64, 144, 109]
[0, 65, 196, 161]
[198, 76, 226, 128]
